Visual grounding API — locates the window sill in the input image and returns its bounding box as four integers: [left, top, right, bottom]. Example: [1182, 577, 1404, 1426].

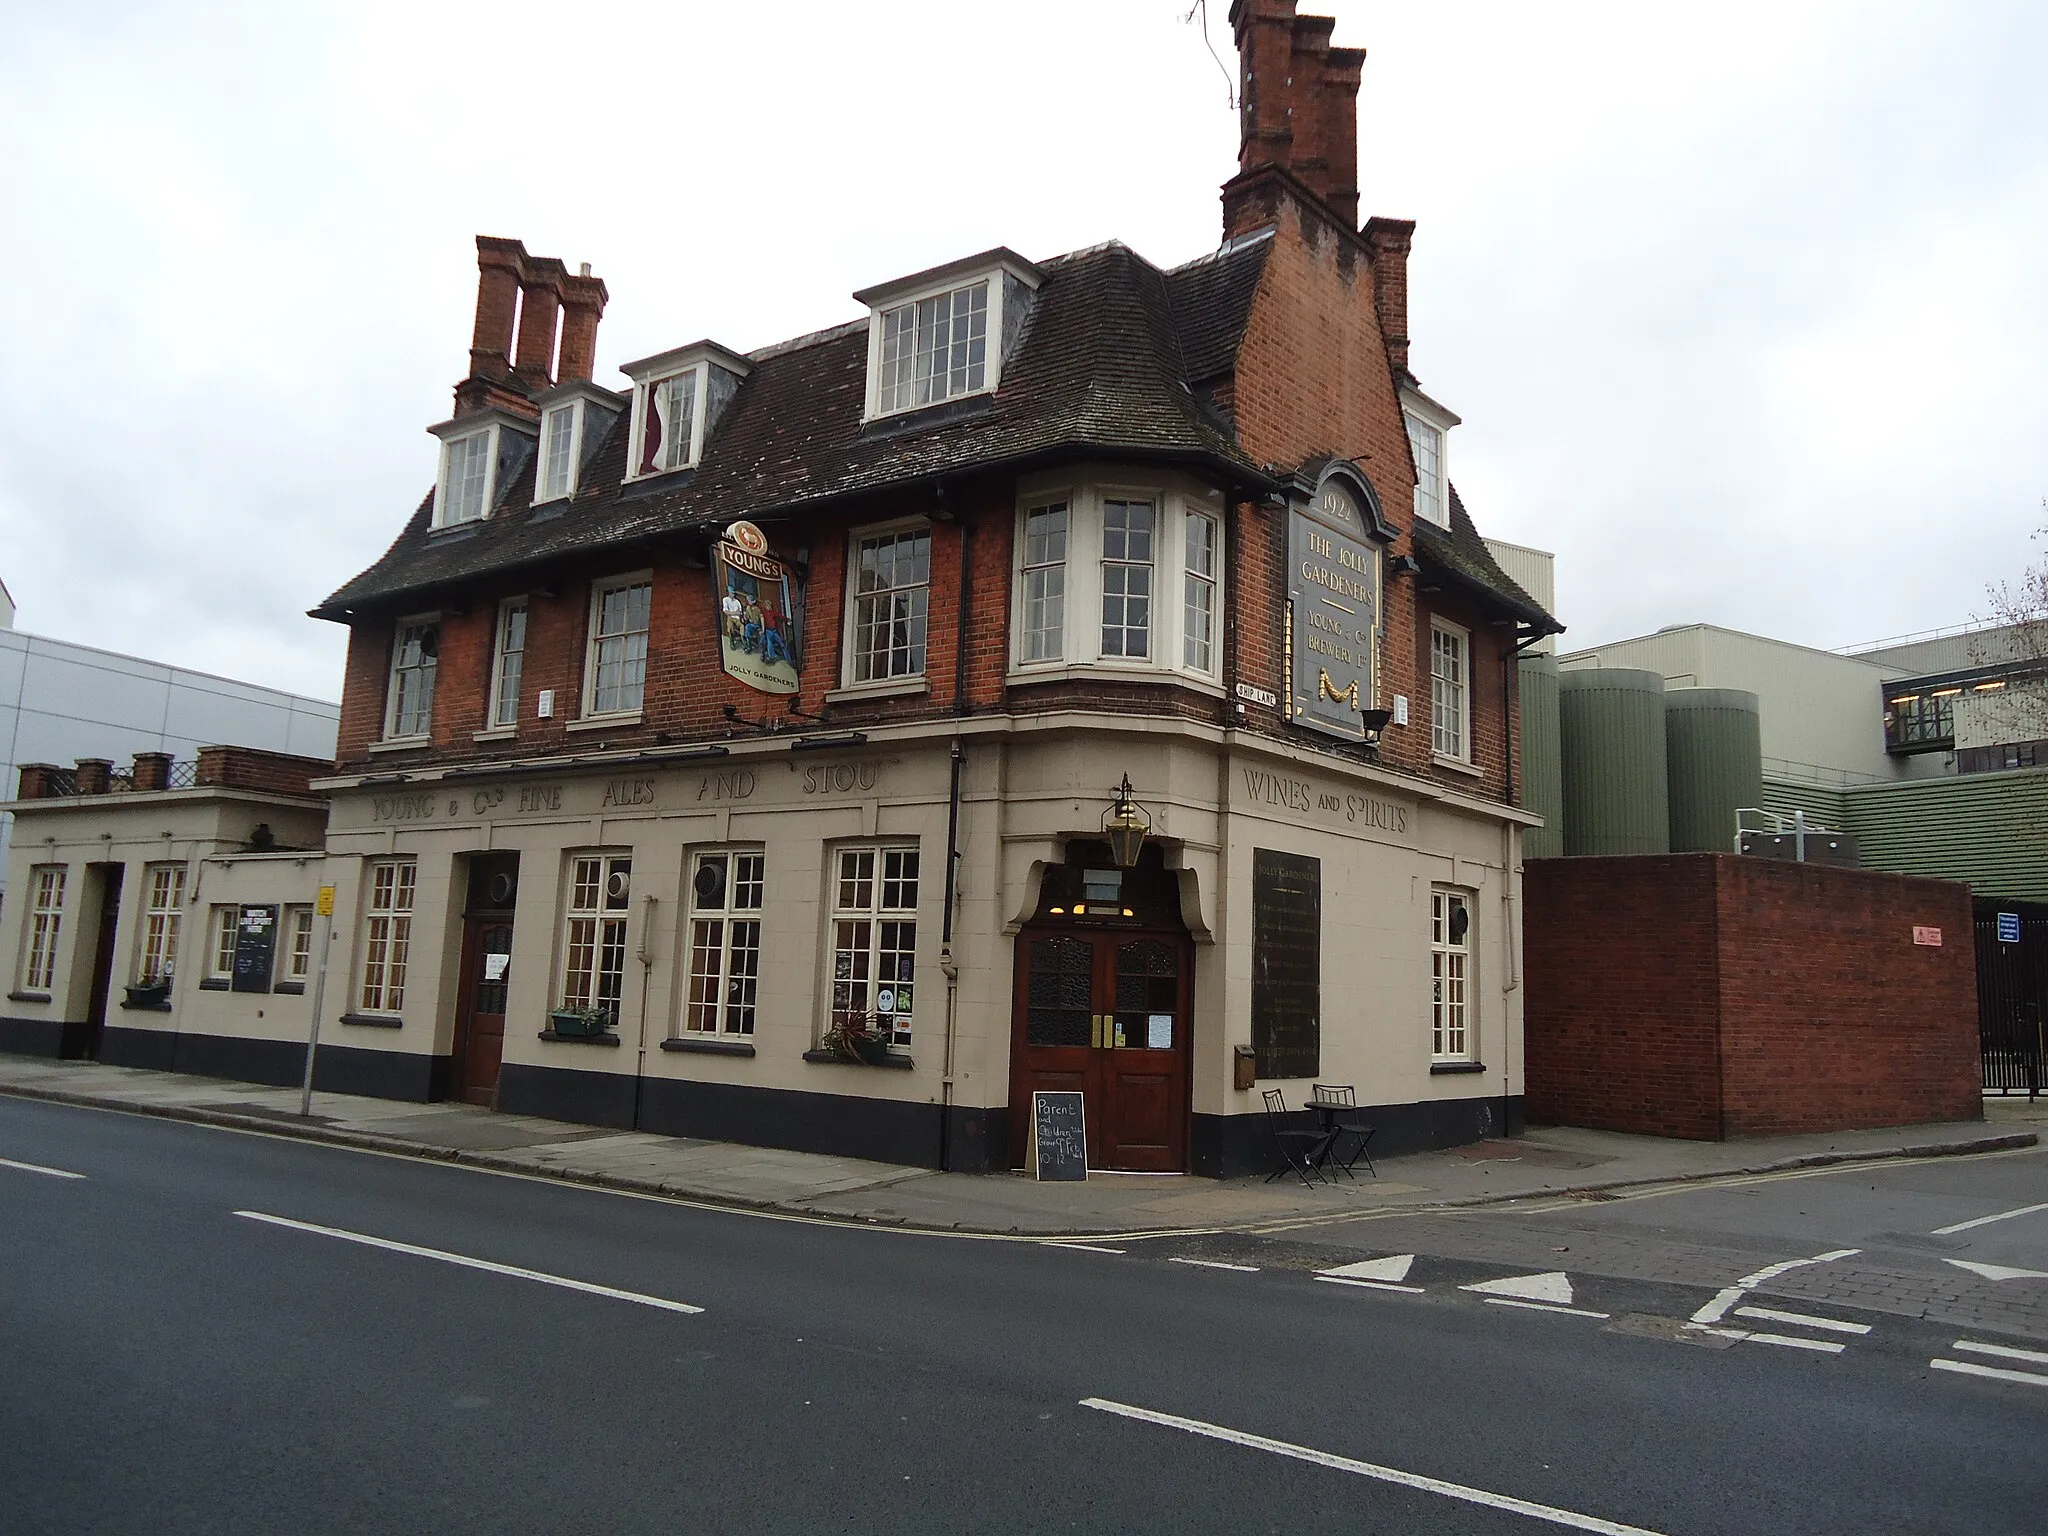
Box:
[472, 727, 517, 743]
[118, 999, 173, 1013]
[539, 1029, 622, 1046]
[825, 678, 928, 704]
[340, 1013, 403, 1029]
[198, 978, 231, 992]
[566, 712, 641, 733]
[1430, 1060, 1486, 1075]
[661, 1037, 757, 1058]
[1006, 662, 1225, 699]
[273, 981, 306, 996]
[802, 1048, 914, 1070]
[6, 990, 51, 1005]
[368, 737, 433, 755]
[1432, 755, 1485, 778]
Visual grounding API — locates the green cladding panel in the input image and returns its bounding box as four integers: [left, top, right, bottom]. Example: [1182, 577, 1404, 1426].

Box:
[1665, 687, 1764, 852]
[1559, 668, 1670, 855]
[1521, 653, 1564, 859]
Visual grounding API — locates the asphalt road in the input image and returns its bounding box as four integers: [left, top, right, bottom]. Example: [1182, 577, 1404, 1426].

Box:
[3, 1095, 2041, 1536]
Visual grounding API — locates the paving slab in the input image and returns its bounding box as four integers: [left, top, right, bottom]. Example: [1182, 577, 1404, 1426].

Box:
[0, 1054, 2032, 1237]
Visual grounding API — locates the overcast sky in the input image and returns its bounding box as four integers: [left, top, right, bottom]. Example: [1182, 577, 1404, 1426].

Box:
[1, 0, 2042, 700]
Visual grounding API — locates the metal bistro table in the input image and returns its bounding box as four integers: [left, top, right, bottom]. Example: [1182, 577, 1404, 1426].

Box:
[1305, 1089, 1375, 1179]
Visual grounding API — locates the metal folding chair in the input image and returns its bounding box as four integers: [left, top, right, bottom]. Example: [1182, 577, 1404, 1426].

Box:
[1262, 1089, 1335, 1189]
[1309, 1083, 1377, 1179]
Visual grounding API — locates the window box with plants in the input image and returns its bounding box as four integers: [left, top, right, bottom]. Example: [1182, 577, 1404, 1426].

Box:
[547, 1005, 618, 1038]
[122, 975, 173, 1009]
[819, 1009, 899, 1066]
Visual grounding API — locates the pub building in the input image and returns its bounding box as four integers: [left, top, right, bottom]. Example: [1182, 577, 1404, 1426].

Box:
[1, 3, 1557, 1174]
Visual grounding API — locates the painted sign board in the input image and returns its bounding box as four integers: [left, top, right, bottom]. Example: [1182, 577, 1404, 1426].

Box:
[1912, 925, 1943, 947]
[1030, 1091, 1088, 1181]
[231, 904, 279, 993]
[1998, 911, 2022, 944]
[712, 522, 801, 695]
[1287, 480, 1383, 741]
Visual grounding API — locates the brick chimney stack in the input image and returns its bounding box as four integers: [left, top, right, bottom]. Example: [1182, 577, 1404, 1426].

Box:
[513, 257, 567, 389]
[468, 236, 526, 385]
[1362, 216, 1416, 378]
[556, 263, 610, 384]
[1227, 2, 1366, 218]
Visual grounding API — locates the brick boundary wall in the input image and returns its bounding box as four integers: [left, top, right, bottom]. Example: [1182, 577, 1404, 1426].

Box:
[1524, 853, 1980, 1140]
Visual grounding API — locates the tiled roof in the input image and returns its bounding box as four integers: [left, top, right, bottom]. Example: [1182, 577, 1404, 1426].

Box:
[316, 239, 1278, 617]
[1414, 485, 1561, 634]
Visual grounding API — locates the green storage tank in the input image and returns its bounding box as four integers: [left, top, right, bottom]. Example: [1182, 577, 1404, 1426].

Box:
[1520, 653, 1564, 859]
[1559, 668, 1669, 855]
[1665, 687, 1764, 853]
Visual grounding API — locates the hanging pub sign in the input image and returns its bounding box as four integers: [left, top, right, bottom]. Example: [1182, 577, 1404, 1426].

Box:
[711, 519, 802, 696]
[1287, 475, 1384, 741]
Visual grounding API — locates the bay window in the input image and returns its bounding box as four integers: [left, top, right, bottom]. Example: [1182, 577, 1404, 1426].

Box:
[1009, 481, 1225, 682]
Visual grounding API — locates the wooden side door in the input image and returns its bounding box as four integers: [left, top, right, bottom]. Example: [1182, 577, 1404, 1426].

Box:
[450, 919, 512, 1107]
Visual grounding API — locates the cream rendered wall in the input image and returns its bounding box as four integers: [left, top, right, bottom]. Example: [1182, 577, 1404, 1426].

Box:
[1558, 624, 1935, 782]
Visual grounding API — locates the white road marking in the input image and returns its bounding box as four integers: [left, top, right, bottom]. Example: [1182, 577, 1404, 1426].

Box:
[1930, 1358, 2048, 1388]
[1952, 1339, 2048, 1367]
[233, 1211, 704, 1314]
[1689, 1249, 1859, 1326]
[1169, 1257, 1259, 1273]
[1484, 1298, 1610, 1319]
[1047, 1243, 1126, 1255]
[1742, 1332, 1846, 1354]
[0, 1156, 85, 1179]
[1080, 1397, 1670, 1535]
[1941, 1258, 2048, 1283]
[1313, 1275, 1426, 1294]
[1464, 1270, 1574, 1305]
[1733, 1306, 1871, 1335]
[1321, 1253, 1415, 1283]
[1930, 1200, 2048, 1236]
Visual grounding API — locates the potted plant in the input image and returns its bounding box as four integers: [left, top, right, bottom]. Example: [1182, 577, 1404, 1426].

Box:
[822, 1009, 896, 1065]
[548, 1004, 615, 1037]
[124, 973, 172, 1008]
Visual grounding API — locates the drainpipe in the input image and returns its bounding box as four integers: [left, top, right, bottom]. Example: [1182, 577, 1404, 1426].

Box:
[631, 894, 657, 1130]
[939, 738, 966, 1171]
[1501, 819, 1520, 1138]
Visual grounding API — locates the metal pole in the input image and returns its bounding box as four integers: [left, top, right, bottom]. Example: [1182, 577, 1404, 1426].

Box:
[300, 910, 334, 1118]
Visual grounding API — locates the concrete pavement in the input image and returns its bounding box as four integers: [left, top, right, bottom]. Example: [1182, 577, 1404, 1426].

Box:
[2, 1052, 2034, 1235]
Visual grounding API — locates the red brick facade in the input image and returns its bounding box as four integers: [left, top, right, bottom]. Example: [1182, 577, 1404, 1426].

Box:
[1524, 854, 1982, 1139]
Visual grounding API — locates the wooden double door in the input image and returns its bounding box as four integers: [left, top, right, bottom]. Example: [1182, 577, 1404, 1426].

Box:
[1009, 927, 1191, 1172]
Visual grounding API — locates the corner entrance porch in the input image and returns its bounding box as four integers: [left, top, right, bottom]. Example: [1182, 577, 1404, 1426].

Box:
[1008, 846, 1193, 1172]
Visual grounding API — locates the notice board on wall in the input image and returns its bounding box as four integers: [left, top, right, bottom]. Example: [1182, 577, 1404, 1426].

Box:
[1252, 849, 1321, 1078]
[231, 905, 279, 994]
[1029, 1091, 1088, 1181]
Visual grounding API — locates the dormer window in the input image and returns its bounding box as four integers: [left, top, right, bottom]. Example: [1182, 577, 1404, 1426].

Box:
[856, 248, 1043, 421]
[877, 281, 987, 413]
[531, 381, 624, 505]
[427, 409, 534, 528]
[619, 342, 751, 481]
[539, 405, 577, 501]
[1400, 385, 1461, 531]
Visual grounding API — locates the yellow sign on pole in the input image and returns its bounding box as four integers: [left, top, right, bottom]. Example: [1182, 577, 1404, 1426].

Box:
[316, 885, 335, 917]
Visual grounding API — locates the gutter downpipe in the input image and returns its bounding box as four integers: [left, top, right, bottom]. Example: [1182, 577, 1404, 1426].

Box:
[939, 508, 971, 1172]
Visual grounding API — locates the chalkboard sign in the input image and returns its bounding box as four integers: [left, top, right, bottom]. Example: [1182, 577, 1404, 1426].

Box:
[231, 904, 279, 994]
[1030, 1091, 1088, 1181]
[1251, 848, 1321, 1077]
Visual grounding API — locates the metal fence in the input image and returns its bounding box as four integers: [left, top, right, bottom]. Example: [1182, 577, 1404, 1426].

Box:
[1976, 899, 2046, 1099]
